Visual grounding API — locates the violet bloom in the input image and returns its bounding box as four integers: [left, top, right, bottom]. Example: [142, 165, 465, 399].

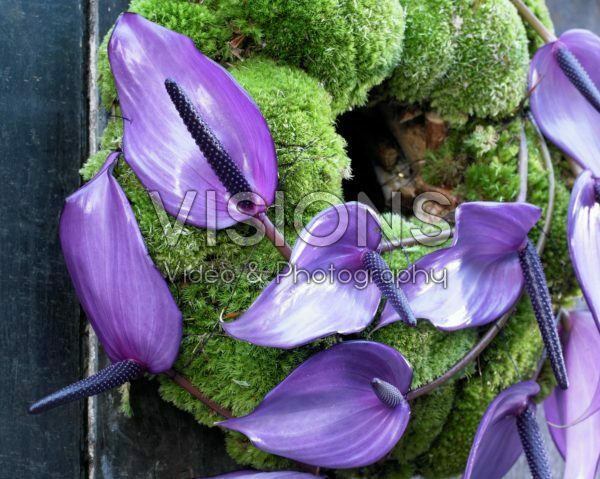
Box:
[108, 13, 277, 229]
[529, 29, 600, 174]
[379, 201, 568, 389]
[222, 202, 415, 349]
[464, 381, 552, 479]
[199, 473, 319, 479]
[568, 170, 600, 332]
[29, 152, 182, 414]
[545, 310, 600, 479]
[219, 341, 412, 469]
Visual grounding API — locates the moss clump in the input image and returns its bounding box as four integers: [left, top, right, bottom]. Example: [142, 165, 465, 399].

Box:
[388, 0, 457, 104]
[217, 0, 405, 113]
[430, 0, 529, 124]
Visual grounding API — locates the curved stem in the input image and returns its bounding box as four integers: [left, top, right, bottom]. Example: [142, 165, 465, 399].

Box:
[509, 0, 557, 43]
[165, 369, 234, 419]
[253, 212, 292, 260]
[378, 228, 454, 253]
[517, 118, 529, 203]
[407, 116, 556, 401]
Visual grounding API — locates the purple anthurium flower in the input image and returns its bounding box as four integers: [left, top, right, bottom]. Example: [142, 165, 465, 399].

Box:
[199, 472, 320, 479]
[378, 201, 569, 389]
[222, 202, 415, 349]
[545, 310, 600, 479]
[568, 170, 600, 332]
[29, 152, 182, 414]
[219, 341, 413, 469]
[108, 13, 277, 229]
[529, 29, 600, 175]
[464, 381, 551, 479]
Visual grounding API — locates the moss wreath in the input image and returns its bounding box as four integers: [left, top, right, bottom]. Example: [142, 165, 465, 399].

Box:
[83, 0, 576, 477]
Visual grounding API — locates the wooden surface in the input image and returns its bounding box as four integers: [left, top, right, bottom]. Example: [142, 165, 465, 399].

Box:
[0, 1, 87, 478]
[0, 1, 597, 478]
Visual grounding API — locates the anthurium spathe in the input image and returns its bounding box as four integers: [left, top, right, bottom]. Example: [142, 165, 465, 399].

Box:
[222, 202, 415, 349]
[378, 201, 569, 389]
[108, 13, 277, 229]
[545, 310, 600, 479]
[29, 152, 182, 414]
[219, 341, 412, 469]
[464, 381, 551, 479]
[567, 171, 600, 332]
[529, 29, 600, 175]
[379, 202, 540, 331]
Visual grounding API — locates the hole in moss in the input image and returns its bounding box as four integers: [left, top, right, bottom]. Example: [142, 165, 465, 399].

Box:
[337, 103, 430, 216]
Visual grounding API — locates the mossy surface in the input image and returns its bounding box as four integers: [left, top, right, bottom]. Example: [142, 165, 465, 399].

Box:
[430, 0, 529, 124]
[388, 0, 457, 104]
[87, 0, 575, 477]
[216, 0, 405, 113]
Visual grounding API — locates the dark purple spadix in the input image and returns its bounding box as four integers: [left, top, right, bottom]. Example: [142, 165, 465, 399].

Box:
[371, 378, 405, 408]
[29, 360, 143, 414]
[555, 45, 600, 115]
[516, 404, 552, 479]
[164, 79, 252, 204]
[362, 250, 416, 326]
[518, 239, 568, 389]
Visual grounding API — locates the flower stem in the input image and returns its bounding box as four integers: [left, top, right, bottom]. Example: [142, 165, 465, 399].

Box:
[517, 404, 553, 479]
[165, 369, 234, 419]
[253, 212, 292, 260]
[378, 229, 454, 253]
[508, 0, 556, 43]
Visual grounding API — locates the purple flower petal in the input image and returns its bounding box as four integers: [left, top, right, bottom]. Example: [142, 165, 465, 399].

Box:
[60, 152, 182, 373]
[108, 13, 277, 229]
[530, 30, 600, 175]
[544, 310, 600, 478]
[219, 341, 412, 469]
[464, 381, 540, 479]
[200, 472, 320, 479]
[568, 171, 600, 332]
[222, 203, 381, 348]
[379, 202, 541, 331]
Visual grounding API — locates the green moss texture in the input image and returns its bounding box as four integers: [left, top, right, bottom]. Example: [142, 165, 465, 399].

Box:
[86, 0, 576, 477]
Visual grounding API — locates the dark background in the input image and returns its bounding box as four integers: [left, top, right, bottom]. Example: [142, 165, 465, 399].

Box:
[0, 1, 596, 477]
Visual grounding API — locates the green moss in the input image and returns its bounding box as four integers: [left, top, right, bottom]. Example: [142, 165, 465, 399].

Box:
[388, 0, 457, 104]
[430, 0, 529, 124]
[217, 0, 404, 113]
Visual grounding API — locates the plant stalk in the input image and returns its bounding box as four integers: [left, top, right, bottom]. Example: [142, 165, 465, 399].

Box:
[509, 0, 556, 43]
